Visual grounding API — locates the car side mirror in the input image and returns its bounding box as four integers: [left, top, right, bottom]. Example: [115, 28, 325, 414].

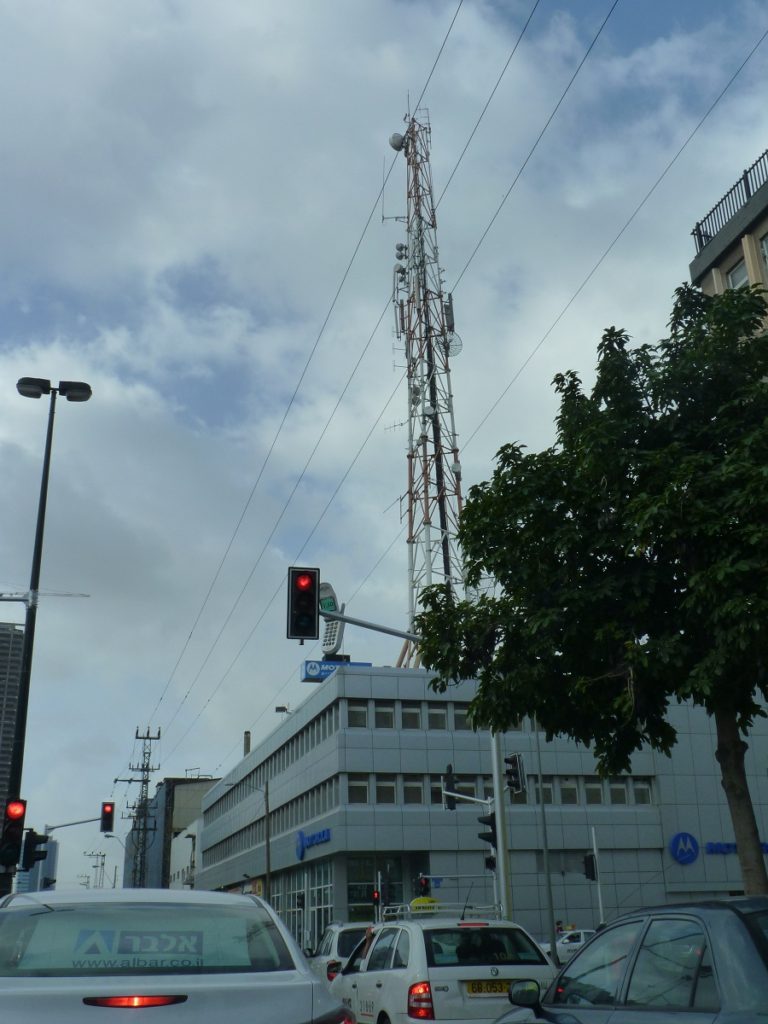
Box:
[508, 979, 542, 1011]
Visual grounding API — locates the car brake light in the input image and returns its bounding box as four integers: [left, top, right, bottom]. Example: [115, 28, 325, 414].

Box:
[83, 995, 188, 1008]
[327, 959, 342, 981]
[407, 980, 435, 1020]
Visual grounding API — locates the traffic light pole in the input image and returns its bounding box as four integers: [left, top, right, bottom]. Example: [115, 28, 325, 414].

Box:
[491, 732, 513, 919]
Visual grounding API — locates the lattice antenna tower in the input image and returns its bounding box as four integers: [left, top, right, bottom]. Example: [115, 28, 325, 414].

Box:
[389, 110, 465, 642]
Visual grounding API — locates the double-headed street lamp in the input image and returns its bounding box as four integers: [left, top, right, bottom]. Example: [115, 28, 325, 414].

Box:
[8, 378, 92, 802]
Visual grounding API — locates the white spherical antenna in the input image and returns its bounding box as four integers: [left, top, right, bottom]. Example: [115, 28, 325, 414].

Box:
[389, 132, 405, 152]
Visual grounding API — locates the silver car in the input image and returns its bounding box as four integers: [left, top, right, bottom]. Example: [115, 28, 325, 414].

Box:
[0, 887, 355, 1023]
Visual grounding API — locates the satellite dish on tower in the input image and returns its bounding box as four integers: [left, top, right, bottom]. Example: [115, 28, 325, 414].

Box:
[389, 132, 405, 152]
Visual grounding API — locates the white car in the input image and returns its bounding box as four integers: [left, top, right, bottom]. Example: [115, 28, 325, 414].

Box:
[330, 912, 554, 1023]
[0, 887, 355, 1023]
[540, 928, 597, 963]
[308, 922, 371, 984]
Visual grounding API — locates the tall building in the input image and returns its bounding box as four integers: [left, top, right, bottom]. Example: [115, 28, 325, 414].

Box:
[0, 622, 23, 809]
[690, 147, 768, 292]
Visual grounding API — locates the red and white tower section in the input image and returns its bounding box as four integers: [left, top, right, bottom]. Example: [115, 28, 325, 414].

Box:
[390, 110, 464, 637]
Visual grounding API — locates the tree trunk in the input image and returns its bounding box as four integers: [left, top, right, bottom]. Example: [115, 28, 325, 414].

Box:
[714, 707, 768, 894]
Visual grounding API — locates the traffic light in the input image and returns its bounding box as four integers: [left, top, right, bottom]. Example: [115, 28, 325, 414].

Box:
[21, 830, 48, 871]
[100, 802, 115, 832]
[504, 753, 525, 794]
[287, 567, 320, 640]
[417, 876, 431, 897]
[477, 811, 497, 849]
[372, 888, 381, 908]
[443, 763, 456, 811]
[584, 852, 598, 881]
[484, 855, 497, 872]
[0, 799, 27, 867]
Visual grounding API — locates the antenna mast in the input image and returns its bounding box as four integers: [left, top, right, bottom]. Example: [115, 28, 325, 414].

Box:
[390, 109, 464, 658]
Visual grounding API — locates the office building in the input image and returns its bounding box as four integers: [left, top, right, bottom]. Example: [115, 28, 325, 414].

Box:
[0, 622, 23, 810]
[195, 664, 768, 950]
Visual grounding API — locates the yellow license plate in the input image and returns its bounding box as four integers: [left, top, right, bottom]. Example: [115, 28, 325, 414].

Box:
[466, 980, 510, 996]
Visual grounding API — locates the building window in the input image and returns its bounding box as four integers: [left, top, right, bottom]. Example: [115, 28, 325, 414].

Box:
[427, 704, 448, 730]
[348, 701, 368, 728]
[375, 775, 397, 804]
[429, 776, 444, 804]
[761, 232, 768, 273]
[534, 777, 553, 804]
[482, 776, 494, 801]
[584, 778, 604, 805]
[401, 702, 421, 729]
[727, 258, 749, 289]
[403, 775, 424, 804]
[348, 774, 369, 803]
[453, 706, 471, 730]
[633, 778, 652, 805]
[609, 778, 628, 804]
[374, 702, 395, 729]
[559, 778, 578, 805]
[455, 776, 476, 799]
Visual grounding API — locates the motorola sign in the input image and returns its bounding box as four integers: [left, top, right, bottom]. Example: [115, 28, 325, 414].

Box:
[295, 827, 331, 861]
[669, 832, 700, 865]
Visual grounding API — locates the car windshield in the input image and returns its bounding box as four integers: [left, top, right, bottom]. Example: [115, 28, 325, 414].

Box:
[424, 926, 547, 967]
[0, 901, 295, 977]
[338, 929, 367, 958]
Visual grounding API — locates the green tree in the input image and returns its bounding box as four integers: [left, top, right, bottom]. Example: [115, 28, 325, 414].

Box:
[416, 284, 768, 894]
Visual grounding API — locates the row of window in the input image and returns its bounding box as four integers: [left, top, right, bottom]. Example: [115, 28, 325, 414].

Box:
[205, 769, 655, 869]
[347, 773, 653, 807]
[347, 699, 482, 732]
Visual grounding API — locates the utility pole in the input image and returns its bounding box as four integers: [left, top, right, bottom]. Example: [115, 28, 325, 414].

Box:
[116, 727, 160, 888]
[84, 850, 106, 888]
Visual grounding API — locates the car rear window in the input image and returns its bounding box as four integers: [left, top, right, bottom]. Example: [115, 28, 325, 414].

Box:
[338, 928, 367, 958]
[0, 901, 295, 977]
[424, 926, 547, 967]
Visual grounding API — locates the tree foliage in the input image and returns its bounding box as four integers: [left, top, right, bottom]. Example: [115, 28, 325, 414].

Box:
[415, 284, 768, 892]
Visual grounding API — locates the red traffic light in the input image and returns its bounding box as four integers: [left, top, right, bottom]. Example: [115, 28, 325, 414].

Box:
[5, 800, 26, 820]
[372, 889, 381, 906]
[100, 801, 115, 832]
[287, 567, 320, 640]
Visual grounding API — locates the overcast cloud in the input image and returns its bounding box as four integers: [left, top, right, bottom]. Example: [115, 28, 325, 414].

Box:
[1, 0, 767, 886]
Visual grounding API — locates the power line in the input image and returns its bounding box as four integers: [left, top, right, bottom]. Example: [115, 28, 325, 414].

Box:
[452, 0, 621, 291]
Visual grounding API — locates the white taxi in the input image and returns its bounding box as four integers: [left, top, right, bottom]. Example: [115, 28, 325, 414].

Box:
[330, 911, 554, 1023]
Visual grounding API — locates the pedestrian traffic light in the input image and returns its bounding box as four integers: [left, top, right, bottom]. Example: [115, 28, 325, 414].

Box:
[417, 876, 431, 897]
[584, 852, 598, 881]
[443, 763, 456, 811]
[21, 830, 49, 871]
[504, 753, 525, 794]
[287, 567, 320, 640]
[484, 855, 496, 872]
[372, 888, 381, 908]
[477, 811, 497, 849]
[100, 802, 115, 832]
[0, 799, 27, 867]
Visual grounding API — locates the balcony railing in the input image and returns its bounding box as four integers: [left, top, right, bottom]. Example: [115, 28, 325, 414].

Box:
[691, 148, 768, 253]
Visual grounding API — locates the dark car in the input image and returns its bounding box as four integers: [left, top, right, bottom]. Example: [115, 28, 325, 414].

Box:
[493, 897, 768, 1023]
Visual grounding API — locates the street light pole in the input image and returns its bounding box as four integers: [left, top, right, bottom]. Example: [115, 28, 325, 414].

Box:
[8, 378, 92, 801]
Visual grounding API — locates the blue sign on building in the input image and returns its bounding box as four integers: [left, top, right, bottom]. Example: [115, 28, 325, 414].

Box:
[301, 660, 372, 682]
[296, 828, 331, 861]
[669, 832, 700, 865]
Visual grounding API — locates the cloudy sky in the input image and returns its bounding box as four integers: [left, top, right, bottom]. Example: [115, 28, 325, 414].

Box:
[1, 0, 767, 888]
